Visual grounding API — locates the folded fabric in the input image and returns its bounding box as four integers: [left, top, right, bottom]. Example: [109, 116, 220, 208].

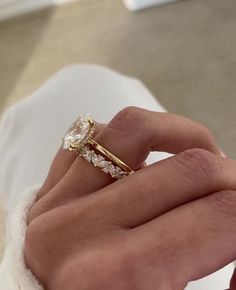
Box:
[0, 185, 43, 290]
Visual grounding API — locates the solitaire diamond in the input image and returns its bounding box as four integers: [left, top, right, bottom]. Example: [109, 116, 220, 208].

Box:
[63, 115, 95, 151]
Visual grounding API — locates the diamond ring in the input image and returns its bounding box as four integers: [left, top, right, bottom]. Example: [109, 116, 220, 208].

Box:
[63, 115, 134, 179]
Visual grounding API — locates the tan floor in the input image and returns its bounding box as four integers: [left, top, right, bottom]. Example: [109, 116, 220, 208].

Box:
[0, 0, 236, 156]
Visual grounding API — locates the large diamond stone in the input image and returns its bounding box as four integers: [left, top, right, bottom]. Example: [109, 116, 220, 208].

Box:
[63, 115, 92, 150]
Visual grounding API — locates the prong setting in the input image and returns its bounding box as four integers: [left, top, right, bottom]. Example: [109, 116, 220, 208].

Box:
[63, 114, 133, 179]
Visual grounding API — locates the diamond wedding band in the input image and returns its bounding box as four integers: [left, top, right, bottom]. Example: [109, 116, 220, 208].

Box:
[63, 115, 134, 179]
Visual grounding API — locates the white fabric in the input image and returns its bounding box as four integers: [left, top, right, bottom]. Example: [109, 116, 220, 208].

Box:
[123, 0, 179, 11]
[0, 185, 43, 290]
[0, 64, 233, 289]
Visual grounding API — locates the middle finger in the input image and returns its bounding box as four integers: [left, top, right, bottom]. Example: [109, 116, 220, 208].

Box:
[75, 148, 236, 228]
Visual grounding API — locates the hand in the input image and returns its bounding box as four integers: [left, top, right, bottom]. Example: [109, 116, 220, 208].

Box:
[24, 107, 236, 290]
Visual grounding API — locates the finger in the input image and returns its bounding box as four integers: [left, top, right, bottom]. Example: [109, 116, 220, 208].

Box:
[67, 148, 236, 228]
[36, 124, 105, 199]
[92, 107, 221, 172]
[128, 189, 236, 288]
[55, 106, 221, 192]
[36, 147, 76, 200]
[31, 107, 221, 219]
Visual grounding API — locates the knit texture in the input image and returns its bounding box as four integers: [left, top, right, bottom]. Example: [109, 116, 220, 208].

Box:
[0, 185, 43, 290]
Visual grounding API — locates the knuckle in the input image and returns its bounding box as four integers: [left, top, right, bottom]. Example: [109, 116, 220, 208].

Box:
[25, 211, 73, 284]
[112, 246, 141, 289]
[196, 123, 213, 140]
[25, 213, 62, 271]
[62, 245, 139, 290]
[212, 190, 236, 217]
[27, 202, 46, 224]
[25, 214, 50, 250]
[108, 106, 147, 134]
[25, 218, 45, 270]
[196, 123, 216, 148]
[175, 148, 223, 181]
[35, 187, 47, 202]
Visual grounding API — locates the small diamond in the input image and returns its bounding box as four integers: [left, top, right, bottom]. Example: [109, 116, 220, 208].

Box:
[113, 167, 127, 178]
[83, 150, 92, 162]
[108, 164, 115, 174]
[96, 155, 105, 166]
[91, 152, 99, 166]
[101, 162, 111, 173]
[115, 166, 122, 173]
[100, 163, 115, 176]
[98, 160, 107, 167]
[97, 160, 108, 171]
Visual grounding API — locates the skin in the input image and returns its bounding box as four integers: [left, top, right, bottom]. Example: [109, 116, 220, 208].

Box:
[24, 106, 236, 290]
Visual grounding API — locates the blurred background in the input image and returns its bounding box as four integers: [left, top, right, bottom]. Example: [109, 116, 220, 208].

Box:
[0, 0, 235, 157]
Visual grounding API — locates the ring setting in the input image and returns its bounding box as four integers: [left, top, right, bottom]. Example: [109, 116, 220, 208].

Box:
[63, 115, 96, 152]
[63, 115, 134, 179]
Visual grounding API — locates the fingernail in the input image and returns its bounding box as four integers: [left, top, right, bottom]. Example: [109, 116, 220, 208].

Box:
[219, 149, 227, 158]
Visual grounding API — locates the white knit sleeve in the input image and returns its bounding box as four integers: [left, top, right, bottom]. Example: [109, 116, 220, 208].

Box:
[0, 185, 44, 290]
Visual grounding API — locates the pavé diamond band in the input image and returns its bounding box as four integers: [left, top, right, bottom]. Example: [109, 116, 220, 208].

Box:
[63, 115, 134, 179]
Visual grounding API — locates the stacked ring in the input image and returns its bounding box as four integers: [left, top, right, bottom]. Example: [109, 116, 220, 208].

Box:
[63, 115, 134, 179]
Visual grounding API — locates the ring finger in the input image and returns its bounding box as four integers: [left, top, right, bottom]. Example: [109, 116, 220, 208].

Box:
[30, 107, 221, 220]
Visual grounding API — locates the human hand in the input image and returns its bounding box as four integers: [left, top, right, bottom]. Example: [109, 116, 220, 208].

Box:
[25, 107, 236, 290]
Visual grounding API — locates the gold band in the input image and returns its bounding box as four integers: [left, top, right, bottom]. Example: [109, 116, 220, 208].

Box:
[88, 139, 134, 174]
